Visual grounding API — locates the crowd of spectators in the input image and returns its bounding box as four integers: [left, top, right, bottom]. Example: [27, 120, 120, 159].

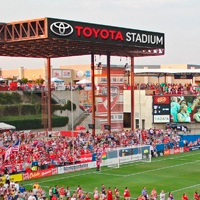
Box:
[0, 81, 91, 92]
[1, 80, 200, 95]
[132, 83, 200, 95]
[0, 127, 182, 176]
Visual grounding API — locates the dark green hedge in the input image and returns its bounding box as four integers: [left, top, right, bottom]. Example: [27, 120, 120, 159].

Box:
[0, 104, 39, 117]
[0, 92, 22, 104]
[0, 102, 76, 117]
[1, 115, 68, 131]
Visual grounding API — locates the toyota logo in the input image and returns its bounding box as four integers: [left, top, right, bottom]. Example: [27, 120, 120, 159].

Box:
[50, 22, 73, 36]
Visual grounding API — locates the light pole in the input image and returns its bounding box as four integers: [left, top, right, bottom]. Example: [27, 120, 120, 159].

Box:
[70, 79, 75, 165]
[124, 63, 131, 85]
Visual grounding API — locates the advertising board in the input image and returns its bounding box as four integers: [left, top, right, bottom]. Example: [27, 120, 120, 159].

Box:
[0, 174, 22, 184]
[48, 18, 164, 49]
[23, 168, 58, 180]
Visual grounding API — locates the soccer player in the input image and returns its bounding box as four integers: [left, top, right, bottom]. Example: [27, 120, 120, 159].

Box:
[168, 192, 174, 200]
[160, 190, 165, 200]
[96, 148, 102, 171]
[5, 173, 10, 186]
[85, 192, 91, 200]
[151, 188, 157, 200]
[59, 186, 65, 200]
[182, 193, 188, 200]
[194, 190, 199, 200]
[114, 188, 120, 200]
[94, 187, 98, 200]
[124, 187, 130, 200]
[33, 182, 40, 189]
[142, 187, 148, 200]
[107, 187, 113, 200]
[101, 184, 106, 196]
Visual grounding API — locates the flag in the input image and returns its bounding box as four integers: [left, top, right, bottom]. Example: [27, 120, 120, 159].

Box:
[12, 140, 20, 152]
[102, 152, 107, 160]
[4, 147, 12, 161]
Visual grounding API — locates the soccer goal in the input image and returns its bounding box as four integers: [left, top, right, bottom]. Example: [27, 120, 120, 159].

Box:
[106, 145, 151, 168]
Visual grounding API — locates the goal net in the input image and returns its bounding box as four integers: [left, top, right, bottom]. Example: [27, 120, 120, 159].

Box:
[106, 145, 151, 168]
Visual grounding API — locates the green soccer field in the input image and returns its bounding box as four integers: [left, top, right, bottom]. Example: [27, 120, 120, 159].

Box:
[22, 150, 200, 199]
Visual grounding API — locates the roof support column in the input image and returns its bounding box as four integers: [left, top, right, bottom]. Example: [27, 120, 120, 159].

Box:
[131, 57, 134, 130]
[107, 53, 111, 132]
[91, 53, 95, 136]
[47, 57, 52, 131]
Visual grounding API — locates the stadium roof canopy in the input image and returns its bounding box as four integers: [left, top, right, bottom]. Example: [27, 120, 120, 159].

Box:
[0, 17, 165, 132]
[0, 17, 164, 58]
[134, 68, 200, 77]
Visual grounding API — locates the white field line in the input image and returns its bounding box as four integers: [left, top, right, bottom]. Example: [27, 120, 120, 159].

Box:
[124, 159, 200, 177]
[24, 151, 200, 186]
[171, 183, 200, 193]
[98, 159, 200, 177]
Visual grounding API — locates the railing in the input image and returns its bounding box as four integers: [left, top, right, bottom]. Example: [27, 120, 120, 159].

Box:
[68, 112, 90, 130]
[51, 93, 66, 105]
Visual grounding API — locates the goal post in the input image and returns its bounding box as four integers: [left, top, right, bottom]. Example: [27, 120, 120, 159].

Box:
[106, 145, 151, 168]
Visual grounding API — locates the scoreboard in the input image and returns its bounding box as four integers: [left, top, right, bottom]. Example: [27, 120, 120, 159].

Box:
[153, 96, 170, 123]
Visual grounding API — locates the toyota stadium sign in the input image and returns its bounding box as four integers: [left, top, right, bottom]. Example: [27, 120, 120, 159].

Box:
[48, 18, 164, 49]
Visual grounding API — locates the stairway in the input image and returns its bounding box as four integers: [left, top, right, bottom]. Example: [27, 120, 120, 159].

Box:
[68, 112, 91, 130]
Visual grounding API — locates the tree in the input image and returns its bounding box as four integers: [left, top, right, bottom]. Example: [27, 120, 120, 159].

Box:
[21, 78, 28, 84]
[35, 78, 45, 84]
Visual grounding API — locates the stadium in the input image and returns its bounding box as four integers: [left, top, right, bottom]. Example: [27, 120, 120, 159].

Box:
[0, 17, 200, 200]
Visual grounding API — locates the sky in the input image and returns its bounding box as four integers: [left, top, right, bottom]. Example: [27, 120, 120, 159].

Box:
[0, 0, 200, 69]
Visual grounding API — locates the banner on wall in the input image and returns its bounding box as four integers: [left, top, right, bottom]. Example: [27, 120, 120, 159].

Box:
[184, 147, 190, 152]
[3, 164, 23, 173]
[170, 147, 181, 154]
[80, 153, 92, 163]
[157, 150, 164, 157]
[0, 174, 23, 184]
[189, 145, 200, 151]
[97, 69, 125, 131]
[23, 168, 58, 180]
[79, 90, 92, 113]
[92, 152, 107, 161]
[63, 163, 89, 173]
[52, 69, 62, 78]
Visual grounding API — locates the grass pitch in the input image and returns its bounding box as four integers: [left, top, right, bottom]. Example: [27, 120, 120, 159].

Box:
[23, 150, 200, 199]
